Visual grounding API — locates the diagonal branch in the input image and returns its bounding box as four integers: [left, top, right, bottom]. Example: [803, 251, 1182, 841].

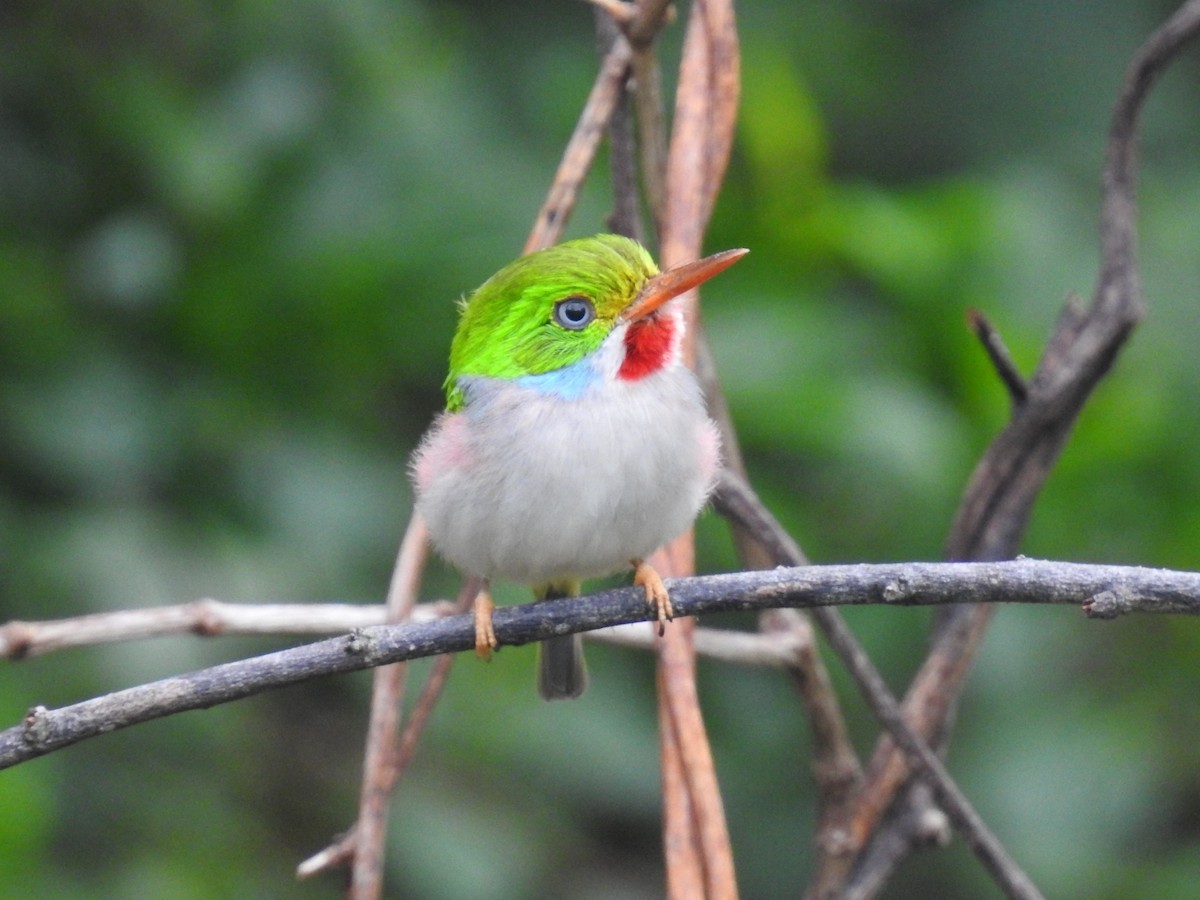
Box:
[713, 471, 865, 857]
[715, 471, 1037, 899]
[826, 3, 1200, 894]
[524, 34, 633, 254]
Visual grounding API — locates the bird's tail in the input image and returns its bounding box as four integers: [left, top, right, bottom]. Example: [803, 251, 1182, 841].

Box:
[535, 581, 588, 700]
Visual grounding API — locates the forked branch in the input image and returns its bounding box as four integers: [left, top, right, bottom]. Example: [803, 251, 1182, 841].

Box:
[823, 3, 1200, 896]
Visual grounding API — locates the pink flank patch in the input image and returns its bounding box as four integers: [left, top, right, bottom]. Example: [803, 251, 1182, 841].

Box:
[618, 314, 676, 380]
[413, 413, 472, 491]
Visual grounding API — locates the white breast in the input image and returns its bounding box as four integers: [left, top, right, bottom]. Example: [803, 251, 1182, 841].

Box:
[413, 363, 719, 586]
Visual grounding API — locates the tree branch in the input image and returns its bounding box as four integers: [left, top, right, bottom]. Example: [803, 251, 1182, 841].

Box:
[0, 598, 825, 668]
[0, 599, 447, 660]
[829, 3, 1200, 893]
[966, 308, 1028, 406]
[523, 33, 633, 254]
[717, 470, 1036, 898]
[653, 2, 743, 894]
[346, 516, 428, 898]
[3, 559, 1198, 770]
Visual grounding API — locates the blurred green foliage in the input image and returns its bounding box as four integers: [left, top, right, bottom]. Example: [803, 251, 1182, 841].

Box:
[2, 1, 1200, 897]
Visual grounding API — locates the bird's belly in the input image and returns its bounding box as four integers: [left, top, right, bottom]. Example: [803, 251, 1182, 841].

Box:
[413, 370, 718, 585]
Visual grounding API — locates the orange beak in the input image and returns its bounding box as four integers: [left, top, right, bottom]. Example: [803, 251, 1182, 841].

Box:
[622, 247, 749, 323]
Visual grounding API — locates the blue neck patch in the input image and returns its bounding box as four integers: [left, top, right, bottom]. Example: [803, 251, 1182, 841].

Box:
[515, 357, 598, 401]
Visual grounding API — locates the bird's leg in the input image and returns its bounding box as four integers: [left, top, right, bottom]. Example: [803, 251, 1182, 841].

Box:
[473, 584, 498, 661]
[632, 559, 672, 636]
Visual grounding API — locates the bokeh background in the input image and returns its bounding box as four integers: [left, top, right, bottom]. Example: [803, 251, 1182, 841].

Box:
[3, 1, 1200, 897]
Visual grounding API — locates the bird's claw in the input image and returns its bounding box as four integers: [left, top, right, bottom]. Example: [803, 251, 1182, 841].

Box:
[633, 560, 673, 636]
[473, 588, 498, 661]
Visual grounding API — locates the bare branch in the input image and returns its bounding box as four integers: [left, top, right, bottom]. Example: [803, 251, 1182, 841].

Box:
[653, 2, 744, 895]
[711, 469, 809, 567]
[966, 308, 1028, 406]
[814, 585, 1044, 900]
[716, 470, 1037, 898]
[523, 36, 633, 254]
[832, 4, 1200, 893]
[3, 559, 1199, 771]
[300, 586, 467, 883]
[346, 517, 428, 897]
[591, 1, 676, 232]
[0, 600, 437, 660]
[1099, 0, 1200, 306]
[0, 599, 820, 668]
[598, 10, 646, 244]
[764, 606, 865, 858]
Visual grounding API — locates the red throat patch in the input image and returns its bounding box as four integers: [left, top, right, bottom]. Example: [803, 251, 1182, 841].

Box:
[618, 314, 676, 380]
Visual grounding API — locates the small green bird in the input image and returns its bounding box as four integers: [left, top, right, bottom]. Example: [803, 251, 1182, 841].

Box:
[412, 234, 746, 699]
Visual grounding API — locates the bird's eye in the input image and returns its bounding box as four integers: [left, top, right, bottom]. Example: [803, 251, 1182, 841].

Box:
[552, 296, 595, 331]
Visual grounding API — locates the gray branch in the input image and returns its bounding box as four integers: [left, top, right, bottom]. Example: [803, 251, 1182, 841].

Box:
[2, 559, 1197, 770]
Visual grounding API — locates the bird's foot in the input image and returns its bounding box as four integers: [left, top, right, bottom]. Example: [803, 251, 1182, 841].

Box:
[633, 560, 672, 636]
[473, 588, 498, 661]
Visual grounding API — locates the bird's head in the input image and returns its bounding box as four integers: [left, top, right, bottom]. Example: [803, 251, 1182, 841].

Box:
[444, 234, 746, 410]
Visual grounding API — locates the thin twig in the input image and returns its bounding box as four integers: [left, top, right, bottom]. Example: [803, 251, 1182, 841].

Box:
[764, 606, 864, 857]
[0, 597, 813, 665]
[346, 516, 429, 897]
[524, 36, 633, 254]
[710, 469, 809, 568]
[626, 0, 676, 45]
[0, 600, 429, 660]
[298, 578, 473, 882]
[696, 338, 786, 572]
[694, 220, 865, 855]
[598, 8, 645, 244]
[614, 0, 674, 231]
[388, 640, 456, 782]
[586, 0, 635, 27]
[630, 35, 668, 231]
[966, 308, 1028, 405]
[657, 673, 706, 900]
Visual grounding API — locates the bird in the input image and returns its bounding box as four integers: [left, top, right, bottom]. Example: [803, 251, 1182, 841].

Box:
[411, 233, 747, 699]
